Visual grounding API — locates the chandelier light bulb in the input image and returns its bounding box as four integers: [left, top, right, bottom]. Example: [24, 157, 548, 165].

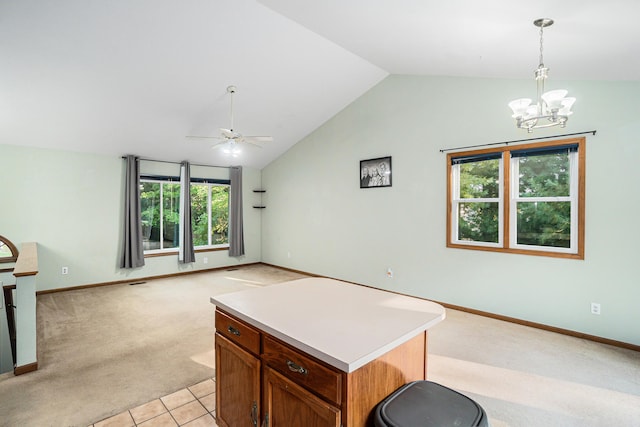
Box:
[508, 98, 532, 118]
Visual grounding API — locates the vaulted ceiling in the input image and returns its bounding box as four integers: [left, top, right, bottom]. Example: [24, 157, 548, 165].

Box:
[2, 0, 638, 169]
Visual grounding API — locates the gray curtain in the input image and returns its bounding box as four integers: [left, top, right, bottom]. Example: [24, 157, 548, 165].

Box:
[229, 166, 245, 257]
[120, 155, 145, 268]
[179, 161, 196, 263]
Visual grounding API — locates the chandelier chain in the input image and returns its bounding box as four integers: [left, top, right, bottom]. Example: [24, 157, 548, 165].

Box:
[539, 24, 545, 67]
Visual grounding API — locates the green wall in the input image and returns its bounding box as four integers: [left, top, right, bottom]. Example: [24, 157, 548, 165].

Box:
[2, 74, 638, 346]
[261, 74, 640, 346]
[0, 145, 262, 292]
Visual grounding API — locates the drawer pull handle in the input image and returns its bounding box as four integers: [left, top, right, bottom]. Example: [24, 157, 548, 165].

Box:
[251, 401, 258, 427]
[228, 325, 241, 336]
[286, 360, 308, 375]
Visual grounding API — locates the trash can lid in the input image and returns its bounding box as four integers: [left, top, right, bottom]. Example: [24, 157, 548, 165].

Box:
[374, 381, 488, 427]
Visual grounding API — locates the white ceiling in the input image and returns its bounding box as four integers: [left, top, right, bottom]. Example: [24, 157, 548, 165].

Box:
[2, 0, 638, 169]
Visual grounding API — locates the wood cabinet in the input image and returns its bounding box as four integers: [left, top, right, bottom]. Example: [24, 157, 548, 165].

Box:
[264, 366, 341, 427]
[215, 312, 261, 427]
[215, 308, 429, 427]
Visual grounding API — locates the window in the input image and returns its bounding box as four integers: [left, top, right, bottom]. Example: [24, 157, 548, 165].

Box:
[140, 177, 229, 254]
[140, 179, 180, 251]
[191, 183, 229, 247]
[0, 235, 19, 263]
[447, 137, 585, 259]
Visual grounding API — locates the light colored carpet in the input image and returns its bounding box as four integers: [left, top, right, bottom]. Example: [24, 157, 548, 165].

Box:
[428, 310, 640, 427]
[1, 264, 639, 426]
[0, 264, 308, 426]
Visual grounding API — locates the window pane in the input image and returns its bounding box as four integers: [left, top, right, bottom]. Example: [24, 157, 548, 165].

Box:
[163, 183, 180, 249]
[516, 201, 571, 248]
[211, 186, 229, 245]
[0, 242, 10, 258]
[460, 159, 500, 198]
[191, 184, 209, 246]
[140, 182, 161, 250]
[458, 202, 499, 243]
[518, 152, 570, 197]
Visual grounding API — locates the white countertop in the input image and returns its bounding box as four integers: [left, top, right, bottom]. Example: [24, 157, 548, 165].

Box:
[210, 277, 446, 373]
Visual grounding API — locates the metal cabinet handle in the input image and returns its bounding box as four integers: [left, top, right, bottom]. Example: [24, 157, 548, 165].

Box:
[286, 360, 308, 375]
[251, 401, 258, 427]
[227, 325, 241, 336]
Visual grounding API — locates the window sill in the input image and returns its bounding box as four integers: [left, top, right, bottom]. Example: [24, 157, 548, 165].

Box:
[446, 243, 584, 260]
[144, 246, 229, 258]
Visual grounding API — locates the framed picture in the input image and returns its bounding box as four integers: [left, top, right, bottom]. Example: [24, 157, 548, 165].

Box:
[360, 156, 392, 188]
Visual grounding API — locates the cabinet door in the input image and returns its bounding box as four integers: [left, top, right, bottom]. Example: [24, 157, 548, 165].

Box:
[216, 333, 261, 427]
[263, 366, 341, 427]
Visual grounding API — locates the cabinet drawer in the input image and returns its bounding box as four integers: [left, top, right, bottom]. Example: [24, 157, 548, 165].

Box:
[263, 335, 342, 405]
[215, 310, 261, 356]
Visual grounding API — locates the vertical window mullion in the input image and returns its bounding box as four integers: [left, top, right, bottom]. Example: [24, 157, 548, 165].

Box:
[159, 183, 165, 250]
[509, 154, 518, 249]
[569, 150, 578, 250]
[498, 155, 504, 247]
[451, 164, 461, 242]
[207, 184, 213, 246]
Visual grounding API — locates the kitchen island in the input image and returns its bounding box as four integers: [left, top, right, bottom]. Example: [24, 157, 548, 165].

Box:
[211, 277, 445, 427]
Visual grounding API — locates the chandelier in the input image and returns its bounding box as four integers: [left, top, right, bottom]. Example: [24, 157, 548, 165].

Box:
[508, 18, 575, 132]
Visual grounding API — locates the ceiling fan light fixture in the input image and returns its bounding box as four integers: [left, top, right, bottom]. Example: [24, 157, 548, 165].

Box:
[509, 18, 575, 132]
[221, 140, 242, 156]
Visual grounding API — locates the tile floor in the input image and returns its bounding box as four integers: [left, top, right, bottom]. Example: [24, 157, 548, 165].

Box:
[91, 378, 218, 427]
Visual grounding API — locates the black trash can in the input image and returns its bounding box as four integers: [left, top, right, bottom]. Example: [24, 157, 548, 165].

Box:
[374, 381, 489, 427]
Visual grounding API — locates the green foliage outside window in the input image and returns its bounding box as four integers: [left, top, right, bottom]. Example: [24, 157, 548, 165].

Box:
[140, 180, 229, 251]
[140, 182, 179, 250]
[162, 183, 180, 249]
[458, 159, 500, 243]
[516, 151, 571, 248]
[191, 184, 229, 246]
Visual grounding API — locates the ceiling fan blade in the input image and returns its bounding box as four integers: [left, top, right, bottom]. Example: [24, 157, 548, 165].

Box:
[243, 136, 273, 143]
[186, 135, 223, 140]
[241, 140, 264, 148]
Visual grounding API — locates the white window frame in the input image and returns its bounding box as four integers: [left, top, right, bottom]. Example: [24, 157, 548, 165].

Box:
[509, 148, 578, 254]
[191, 182, 230, 249]
[141, 178, 181, 255]
[450, 155, 504, 248]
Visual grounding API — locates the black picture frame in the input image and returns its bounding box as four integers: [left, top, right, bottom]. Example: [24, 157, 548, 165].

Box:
[360, 156, 392, 188]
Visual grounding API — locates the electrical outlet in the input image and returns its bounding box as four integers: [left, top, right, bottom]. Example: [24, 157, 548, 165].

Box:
[203, 257, 208, 264]
[287, 252, 291, 259]
[62, 266, 69, 275]
[591, 302, 601, 315]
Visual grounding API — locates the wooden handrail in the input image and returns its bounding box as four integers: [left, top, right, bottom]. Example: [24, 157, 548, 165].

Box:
[13, 242, 38, 277]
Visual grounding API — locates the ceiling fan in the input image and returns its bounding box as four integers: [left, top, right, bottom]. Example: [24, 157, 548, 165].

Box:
[186, 85, 273, 155]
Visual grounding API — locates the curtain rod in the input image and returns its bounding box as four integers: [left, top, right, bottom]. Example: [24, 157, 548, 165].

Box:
[121, 156, 233, 169]
[439, 130, 597, 153]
